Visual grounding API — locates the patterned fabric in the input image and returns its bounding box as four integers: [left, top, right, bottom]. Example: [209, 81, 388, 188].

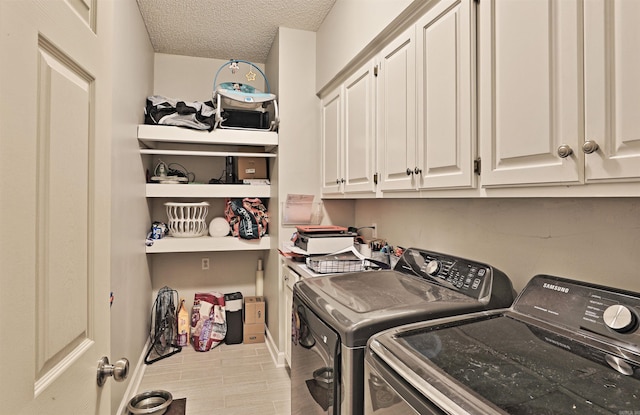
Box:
[225, 198, 269, 240]
[191, 292, 226, 352]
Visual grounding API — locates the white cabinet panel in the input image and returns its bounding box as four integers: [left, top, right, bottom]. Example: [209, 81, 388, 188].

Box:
[344, 63, 376, 193]
[479, 0, 582, 186]
[377, 26, 417, 192]
[321, 61, 376, 196]
[584, 0, 640, 182]
[283, 265, 300, 367]
[321, 87, 343, 194]
[416, 0, 475, 190]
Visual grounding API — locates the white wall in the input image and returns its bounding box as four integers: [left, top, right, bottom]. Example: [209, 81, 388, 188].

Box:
[110, 0, 155, 411]
[316, 0, 413, 91]
[266, 27, 321, 356]
[153, 54, 266, 102]
[355, 198, 640, 294]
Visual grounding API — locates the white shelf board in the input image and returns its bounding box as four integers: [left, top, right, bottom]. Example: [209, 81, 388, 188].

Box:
[138, 124, 278, 148]
[140, 148, 277, 158]
[146, 183, 271, 198]
[146, 235, 271, 253]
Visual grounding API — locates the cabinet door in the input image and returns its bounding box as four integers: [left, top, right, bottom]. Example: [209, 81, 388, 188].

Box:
[377, 26, 417, 192]
[584, 0, 640, 182]
[416, 0, 475, 190]
[343, 60, 377, 194]
[321, 86, 343, 194]
[283, 266, 299, 368]
[479, 0, 582, 187]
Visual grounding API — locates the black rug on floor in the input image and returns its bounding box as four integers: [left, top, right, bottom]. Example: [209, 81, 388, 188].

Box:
[165, 397, 186, 415]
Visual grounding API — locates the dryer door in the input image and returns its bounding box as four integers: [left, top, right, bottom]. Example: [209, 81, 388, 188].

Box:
[291, 294, 340, 415]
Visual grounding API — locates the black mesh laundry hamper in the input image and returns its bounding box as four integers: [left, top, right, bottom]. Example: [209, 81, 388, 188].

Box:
[224, 292, 243, 345]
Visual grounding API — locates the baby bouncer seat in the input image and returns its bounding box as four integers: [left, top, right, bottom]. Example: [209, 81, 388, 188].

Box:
[213, 59, 279, 131]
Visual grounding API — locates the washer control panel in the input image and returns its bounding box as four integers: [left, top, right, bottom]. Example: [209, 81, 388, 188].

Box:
[515, 275, 640, 341]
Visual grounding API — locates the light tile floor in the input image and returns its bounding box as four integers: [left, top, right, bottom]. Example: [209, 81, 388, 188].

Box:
[137, 342, 291, 415]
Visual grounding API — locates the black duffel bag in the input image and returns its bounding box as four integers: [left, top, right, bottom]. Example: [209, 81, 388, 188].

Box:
[145, 95, 215, 131]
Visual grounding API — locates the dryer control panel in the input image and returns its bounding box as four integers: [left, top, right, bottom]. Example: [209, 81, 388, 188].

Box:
[394, 248, 511, 303]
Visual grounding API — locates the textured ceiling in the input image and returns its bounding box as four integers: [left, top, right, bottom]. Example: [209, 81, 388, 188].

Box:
[136, 0, 336, 63]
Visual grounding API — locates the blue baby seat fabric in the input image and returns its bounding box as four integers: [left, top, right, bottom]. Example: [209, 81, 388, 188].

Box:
[213, 60, 279, 131]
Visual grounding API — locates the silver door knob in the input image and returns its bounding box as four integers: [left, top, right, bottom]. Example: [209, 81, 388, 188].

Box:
[557, 144, 573, 158]
[97, 356, 129, 386]
[582, 140, 599, 154]
[414, 167, 422, 175]
[406, 168, 412, 176]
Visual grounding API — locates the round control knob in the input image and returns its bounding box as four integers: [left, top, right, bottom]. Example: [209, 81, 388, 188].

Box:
[603, 304, 636, 333]
[425, 260, 441, 276]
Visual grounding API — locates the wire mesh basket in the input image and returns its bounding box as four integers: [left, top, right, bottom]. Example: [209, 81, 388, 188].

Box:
[305, 249, 390, 274]
[165, 202, 209, 237]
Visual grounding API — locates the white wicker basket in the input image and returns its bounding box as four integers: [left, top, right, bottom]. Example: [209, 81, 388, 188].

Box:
[165, 202, 209, 237]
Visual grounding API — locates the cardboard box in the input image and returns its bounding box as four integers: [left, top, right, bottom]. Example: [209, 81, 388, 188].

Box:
[243, 322, 265, 344]
[237, 157, 268, 180]
[244, 296, 265, 324]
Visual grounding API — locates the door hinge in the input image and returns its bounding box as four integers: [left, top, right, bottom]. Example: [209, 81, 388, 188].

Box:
[373, 172, 378, 184]
[473, 158, 481, 175]
[374, 65, 378, 77]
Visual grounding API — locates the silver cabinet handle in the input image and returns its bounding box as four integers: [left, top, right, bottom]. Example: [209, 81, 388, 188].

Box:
[557, 144, 573, 158]
[414, 167, 422, 175]
[583, 140, 599, 154]
[406, 168, 412, 176]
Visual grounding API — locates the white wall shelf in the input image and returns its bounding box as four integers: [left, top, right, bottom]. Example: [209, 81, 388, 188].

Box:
[146, 183, 271, 198]
[138, 124, 278, 149]
[138, 124, 276, 254]
[140, 148, 277, 158]
[146, 236, 271, 253]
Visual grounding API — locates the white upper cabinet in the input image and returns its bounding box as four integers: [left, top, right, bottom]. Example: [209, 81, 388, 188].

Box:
[321, 86, 343, 194]
[478, 0, 582, 187]
[584, 0, 640, 182]
[376, 26, 418, 192]
[344, 61, 377, 194]
[321, 60, 377, 196]
[416, 0, 475, 190]
[479, 0, 640, 188]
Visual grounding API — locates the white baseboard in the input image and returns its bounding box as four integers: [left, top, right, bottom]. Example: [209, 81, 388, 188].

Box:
[116, 338, 150, 415]
[265, 326, 286, 368]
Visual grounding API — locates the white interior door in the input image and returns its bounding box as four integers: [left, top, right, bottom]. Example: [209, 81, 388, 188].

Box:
[0, 1, 113, 414]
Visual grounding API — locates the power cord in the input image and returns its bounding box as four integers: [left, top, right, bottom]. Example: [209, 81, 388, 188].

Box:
[166, 162, 195, 183]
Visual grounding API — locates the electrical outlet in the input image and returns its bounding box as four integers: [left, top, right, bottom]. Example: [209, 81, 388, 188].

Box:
[201, 258, 210, 270]
[372, 223, 377, 238]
